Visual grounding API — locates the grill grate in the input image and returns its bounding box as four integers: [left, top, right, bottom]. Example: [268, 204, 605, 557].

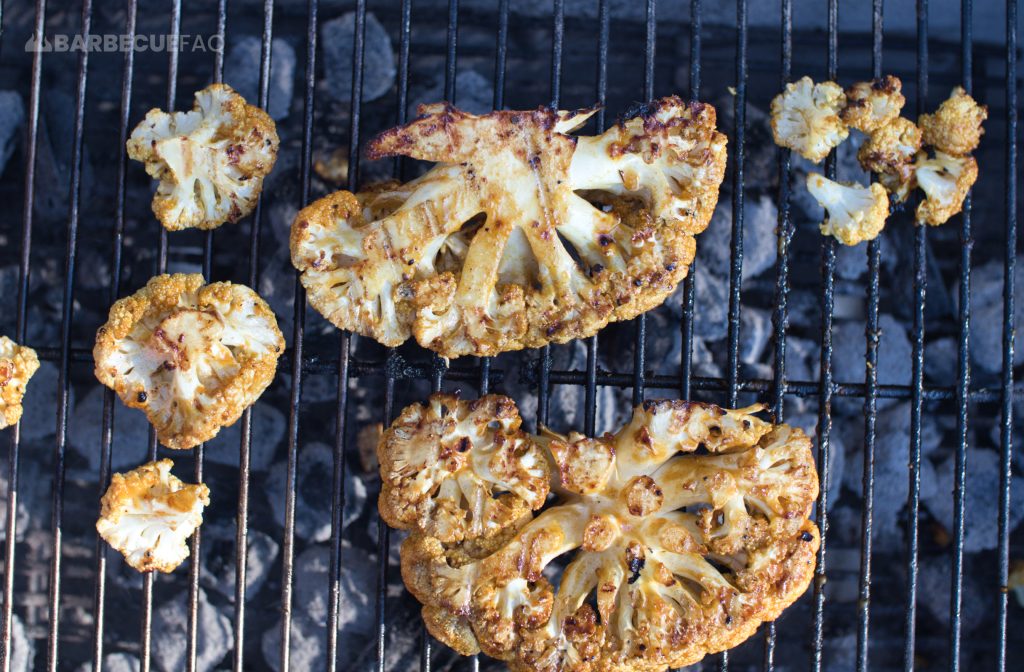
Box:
[0, 0, 1020, 671]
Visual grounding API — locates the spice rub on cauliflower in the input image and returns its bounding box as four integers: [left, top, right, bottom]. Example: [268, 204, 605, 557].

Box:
[127, 83, 279, 231]
[769, 76, 848, 163]
[918, 86, 988, 156]
[291, 96, 727, 358]
[385, 395, 820, 671]
[840, 76, 906, 133]
[0, 337, 39, 429]
[96, 459, 210, 573]
[93, 274, 284, 450]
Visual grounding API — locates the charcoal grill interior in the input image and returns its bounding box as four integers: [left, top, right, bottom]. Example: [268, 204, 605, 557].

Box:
[0, 0, 1021, 670]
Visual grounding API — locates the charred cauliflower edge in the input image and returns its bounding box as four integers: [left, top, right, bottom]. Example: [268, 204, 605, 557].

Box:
[127, 83, 279, 231]
[96, 459, 210, 573]
[380, 394, 820, 672]
[0, 336, 39, 429]
[290, 96, 727, 359]
[93, 273, 285, 450]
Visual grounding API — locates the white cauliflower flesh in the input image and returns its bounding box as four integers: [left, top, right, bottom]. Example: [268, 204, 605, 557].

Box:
[770, 76, 849, 163]
[96, 459, 210, 573]
[0, 336, 39, 429]
[806, 173, 889, 246]
[913, 151, 979, 226]
[93, 274, 284, 450]
[127, 83, 279, 231]
[918, 86, 988, 156]
[388, 395, 820, 671]
[840, 76, 905, 132]
[290, 97, 727, 358]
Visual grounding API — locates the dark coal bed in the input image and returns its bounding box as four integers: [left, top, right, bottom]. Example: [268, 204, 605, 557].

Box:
[0, 1, 1021, 671]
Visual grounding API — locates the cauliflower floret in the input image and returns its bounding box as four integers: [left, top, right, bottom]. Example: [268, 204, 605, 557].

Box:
[388, 395, 820, 671]
[914, 150, 979, 226]
[858, 116, 923, 179]
[806, 174, 890, 246]
[0, 337, 39, 429]
[127, 83, 279, 231]
[770, 76, 849, 163]
[378, 394, 550, 546]
[840, 75, 906, 132]
[96, 459, 210, 573]
[918, 86, 988, 156]
[93, 274, 284, 450]
[291, 97, 727, 358]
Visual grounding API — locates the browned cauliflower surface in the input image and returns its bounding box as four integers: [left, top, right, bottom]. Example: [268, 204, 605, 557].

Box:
[93, 274, 285, 450]
[857, 116, 923, 182]
[840, 76, 906, 133]
[290, 97, 727, 358]
[769, 76, 848, 163]
[384, 395, 820, 671]
[96, 459, 210, 573]
[914, 151, 979, 226]
[127, 83, 279, 231]
[0, 336, 39, 429]
[918, 86, 988, 156]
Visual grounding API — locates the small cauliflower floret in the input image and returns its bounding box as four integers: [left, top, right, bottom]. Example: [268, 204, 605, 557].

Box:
[291, 97, 727, 358]
[770, 76, 849, 163]
[806, 174, 889, 246]
[858, 116, 923, 179]
[840, 75, 906, 132]
[93, 274, 284, 450]
[389, 395, 820, 671]
[918, 86, 988, 156]
[914, 151, 979, 226]
[0, 337, 39, 429]
[96, 459, 210, 573]
[378, 394, 550, 546]
[127, 83, 279, 231]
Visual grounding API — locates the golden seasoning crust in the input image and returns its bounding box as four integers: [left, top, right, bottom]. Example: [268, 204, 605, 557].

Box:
[769, 76, 849, 163]
[93, 273, 285, 450]
[857, 116, 923, 178]
[0, 337, 39, 429]
[915, 151, 979, 226]
[97, 459, 210, 573]
[127, 83, 279, 231]
[840, 76, 906, 133]
[918, 86, 988, 156]
[290, 97, 727, 358]
[386, 395, 820, 671]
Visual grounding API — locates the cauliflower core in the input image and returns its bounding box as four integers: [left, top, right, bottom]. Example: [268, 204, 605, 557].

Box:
[384, 395, 820, 671]
[769, 76, 848, 163]
[918, 86, 988, 156]
[93, 274, 284, 449]
[806, 174, 890, 246]
[96, 459, 210, 573]
[0, 337, 39, 429]
[290, 97, 727, 358]
[127, 83, 279, 231]
[913, 151, 979, 226]
[840, 76, 905, 133]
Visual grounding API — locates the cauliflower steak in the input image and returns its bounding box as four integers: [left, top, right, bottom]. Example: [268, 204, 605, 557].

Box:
[96, 459, 210, 573]
[93, 274, 285, 450]
[291, 97, 727, 358]
[0, 336, 39, 429]
[383, 395, 820, 671]
[127, 83, 279, 231]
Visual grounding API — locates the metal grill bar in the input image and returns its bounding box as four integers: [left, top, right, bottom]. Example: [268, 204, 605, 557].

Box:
[1, 0, 46, 667]
[679, 0, 701, 402]
[856, 1, 885, 669]
[996, 0, 1018, 667]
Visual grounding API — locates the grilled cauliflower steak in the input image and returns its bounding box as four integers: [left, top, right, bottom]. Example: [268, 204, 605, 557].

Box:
[127, 83, 279, 231]
[840, 76, 905, 133]
[0, 337, 39, 429]
[806, 174, 889, 245]
[918, 86, 988, 156]
[769, 76, 848, 163]
[291, 97, 727, 358]
[96, 459, 210, 573]
[913, 151, 979, 226]
[93, 274, 285, 450]
[385, 395, 820, 671]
